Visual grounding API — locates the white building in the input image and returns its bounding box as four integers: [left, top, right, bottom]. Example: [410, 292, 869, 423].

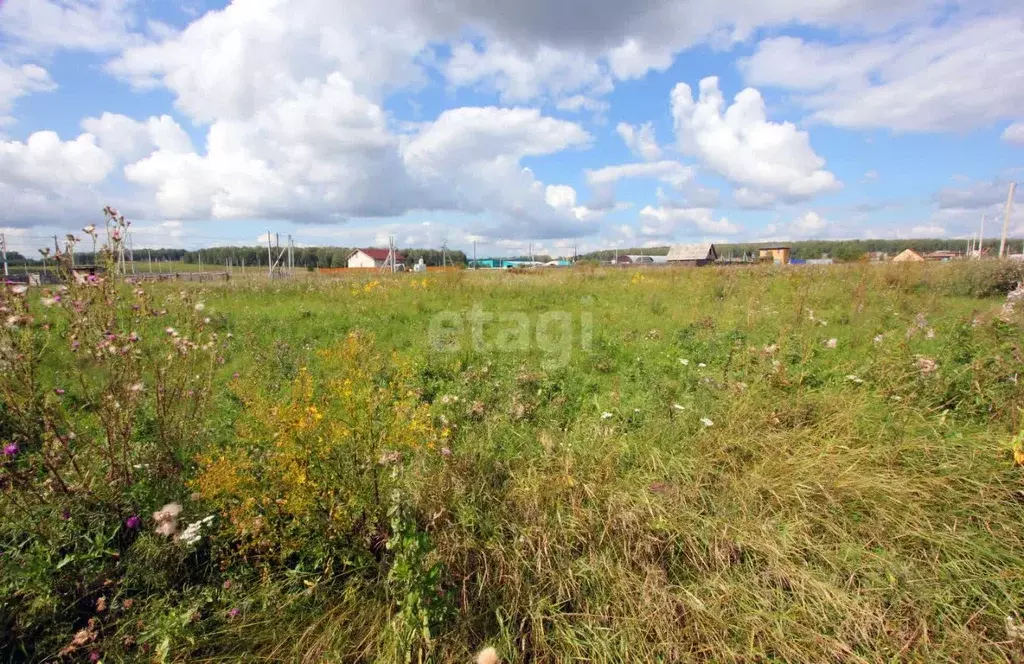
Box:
[347, 248, 405, 269]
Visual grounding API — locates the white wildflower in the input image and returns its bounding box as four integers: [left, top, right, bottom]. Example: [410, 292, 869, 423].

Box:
[825, 338, 838, 349]
[846, 375, 864, 384]
[915, 356, 938, 375]
[873, 334, 884, 344]
[700, 417, 714, 427]
[194, 302, 205, 312]
[925, 328, 935, 339]
[10, 284, 27, 296]
[152, 502, 183, 538]
[601, 412, 613, 420]
[679, 359, 689, 366]
[672, 404, 685, 411]
[697, 362, 707, 368]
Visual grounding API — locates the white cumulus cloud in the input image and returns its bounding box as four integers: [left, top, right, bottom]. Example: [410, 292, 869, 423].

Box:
[1003, 122, 1024, 145]
[740, 14, 1024, 132]
[616, 122, 661, 161]
[671, 77, 840, 201]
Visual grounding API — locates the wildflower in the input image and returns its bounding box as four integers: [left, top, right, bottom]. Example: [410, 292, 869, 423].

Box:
[825, 338, 838, 349]
[61, 509, 71, 520]
[601, 412, 613, 420]
[125, 515, 141, 529]
[165, 327, 176, 336]
[1007, 615, 1024, 642]
[440, 447, 452, 458]
[846, 375, 864, 384]
[96, 596, 107, 612]
[123, 599, 133, 609]
[71, 340, 80, 351]
[3, 443, 17, 457]
[40, 296, 58, 307]
[228, 608, 241, 619]
[10, 284, 27, 296]
[129, 382, 144, 393]
[700, 417, 714, 427]
[89, 651, 100, 662]
[925, 328, 936, 339]
[873, 334, 884, 344]
[379, 450, 401, 465]
[440, 394, 459, 405]
[153, 502, 183, 538]
[672, 403, 685, 411]
[762, 344, 778, 354]
[232, 372, 240, 379]
[915, 356, 938, 375]
[679, 358, 689, 365]
[477, 647, 499, 664]
[54, 388, 65, 396]
[83, 224, 96, 236]
[194, 302, 205, 312]
[128, 332, 139, 342]
[223, 580, 232, 590]
[697, 362, 707, 368]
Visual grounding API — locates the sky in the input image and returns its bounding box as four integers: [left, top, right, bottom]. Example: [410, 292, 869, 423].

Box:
[0, 0, 1022, 258]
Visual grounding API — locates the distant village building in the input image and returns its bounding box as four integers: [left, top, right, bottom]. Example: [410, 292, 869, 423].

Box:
[892, 249, 925, 263]
[666, 243, 717, 266]
[626, 255, 668, 265]
[758, 246, 791, 265]
[347, 248, 405, 269]
[924, 250, 958, 262]
[866, 251, 889, 262]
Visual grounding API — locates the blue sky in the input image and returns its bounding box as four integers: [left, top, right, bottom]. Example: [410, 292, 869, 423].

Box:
[0, 0, 1022, 257]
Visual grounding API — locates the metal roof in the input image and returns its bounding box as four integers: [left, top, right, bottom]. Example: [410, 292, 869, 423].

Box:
[666, 243, 717, 261]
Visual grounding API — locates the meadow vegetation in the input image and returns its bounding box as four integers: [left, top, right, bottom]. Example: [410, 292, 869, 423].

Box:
[3, 229, 1024, 662]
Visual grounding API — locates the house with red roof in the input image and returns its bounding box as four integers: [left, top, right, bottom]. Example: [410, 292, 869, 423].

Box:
[347, 248, 406, 269]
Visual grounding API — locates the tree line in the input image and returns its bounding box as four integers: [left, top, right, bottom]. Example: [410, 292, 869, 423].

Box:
[580, 238, 1022, 263]
[5, 246, 469, 269]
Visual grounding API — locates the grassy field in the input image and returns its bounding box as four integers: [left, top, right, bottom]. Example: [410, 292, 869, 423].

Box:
[3, 261, 1024, 662]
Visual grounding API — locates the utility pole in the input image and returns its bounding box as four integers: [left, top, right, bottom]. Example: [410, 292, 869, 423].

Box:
[148, 249, 153, 273]
[473, 240, 477, 268]
[999, 182, 1016, 259]
[128, 233, 136, 274]
[978, 214, 986, 258]
[198, 248, 203, 273]
[267, 231, 273, 279]
[0, 231, 7, 278]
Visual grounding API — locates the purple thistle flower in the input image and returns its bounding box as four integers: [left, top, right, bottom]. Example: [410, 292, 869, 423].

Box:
[89, 651, 100, 662]
[440, 447, 452, 458]
[54, 388, 65, 396]
[227, 607, 240, 618]
[3, 443, 18, 457]
[61, 509, 71, 520]
[125, 515, 141, 529]
[232, 372, 240, 380]
[71, 340, 80, 351]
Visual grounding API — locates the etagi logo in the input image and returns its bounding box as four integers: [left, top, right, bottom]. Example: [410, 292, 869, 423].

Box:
[428, 299, 593, 369]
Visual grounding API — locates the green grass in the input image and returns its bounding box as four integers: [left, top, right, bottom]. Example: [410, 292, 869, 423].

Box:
[5, 261, 1024, 662]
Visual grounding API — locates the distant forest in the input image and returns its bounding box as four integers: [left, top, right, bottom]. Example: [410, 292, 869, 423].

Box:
[5, 238, 1022, 268]
[579, 238, 1023, 263]
[4, 246, 468, 269]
